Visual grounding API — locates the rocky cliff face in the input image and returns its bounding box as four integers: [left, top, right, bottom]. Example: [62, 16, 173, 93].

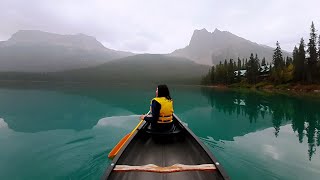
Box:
[171, 28, 290, 65]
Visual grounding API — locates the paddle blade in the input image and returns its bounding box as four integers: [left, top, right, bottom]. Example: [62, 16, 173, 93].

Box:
[108, 133, 130, 159]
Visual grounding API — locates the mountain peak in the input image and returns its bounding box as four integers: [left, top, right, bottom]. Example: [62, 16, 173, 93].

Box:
[197, 28, 209, 32]
[189, 28, 212, 47]
[7, 30, 106, 51]
[192, 28, 210, 35]
[171, 28, 291, 65]
[213, 28, 221, 33]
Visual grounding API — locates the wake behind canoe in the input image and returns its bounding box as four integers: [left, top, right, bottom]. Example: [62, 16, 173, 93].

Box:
[102, 114, 229, 180]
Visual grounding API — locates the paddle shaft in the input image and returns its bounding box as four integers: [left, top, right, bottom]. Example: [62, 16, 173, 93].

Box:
[108, 111, 150, 159]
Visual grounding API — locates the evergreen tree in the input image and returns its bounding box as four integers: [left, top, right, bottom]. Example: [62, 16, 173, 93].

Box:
[227, 59, 234, 84]
[318, 34, 320, 81]
[255, 54, 260, 67]
[261, 57, 266, 66]
[236, 58, 242, 82]
[237, 58, 241, 70]
[298, 38, 306, 82]
[273, 41, 284, 69]
[224, 59, 228, 84]
[246, 53, 259, 84]
[242, 58, 245, 69]
[307, 22, 318, 82]
[210, 66, 215, 84]
[272, 41, 284, 83]
[293, 46, 300, 81]
[319, 34, 320, 59]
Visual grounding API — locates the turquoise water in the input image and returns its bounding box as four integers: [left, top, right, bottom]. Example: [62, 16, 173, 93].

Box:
[0, 83, 319, 180]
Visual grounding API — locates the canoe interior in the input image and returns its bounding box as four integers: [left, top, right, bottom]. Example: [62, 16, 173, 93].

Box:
[104, 116, 227, 180]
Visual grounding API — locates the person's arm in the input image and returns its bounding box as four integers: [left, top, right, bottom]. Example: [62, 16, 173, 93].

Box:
[143, 100, 161, 123]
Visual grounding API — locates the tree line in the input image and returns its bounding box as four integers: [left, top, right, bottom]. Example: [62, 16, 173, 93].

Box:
[202, 22, 320, 85]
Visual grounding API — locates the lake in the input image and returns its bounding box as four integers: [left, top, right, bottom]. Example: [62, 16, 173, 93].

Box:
[0, 83, 319, 180]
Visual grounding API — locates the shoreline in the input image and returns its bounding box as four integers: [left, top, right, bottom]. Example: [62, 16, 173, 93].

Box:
[206, 83, 320, 98]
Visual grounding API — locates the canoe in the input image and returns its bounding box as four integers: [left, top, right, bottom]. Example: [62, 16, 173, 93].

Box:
[102, 114, 230, 180]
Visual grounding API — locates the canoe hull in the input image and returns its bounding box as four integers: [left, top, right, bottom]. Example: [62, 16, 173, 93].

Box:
[102, 114, 229, 180]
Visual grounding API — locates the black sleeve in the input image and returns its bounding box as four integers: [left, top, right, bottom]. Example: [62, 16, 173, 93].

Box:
[144, 100, 161, 123]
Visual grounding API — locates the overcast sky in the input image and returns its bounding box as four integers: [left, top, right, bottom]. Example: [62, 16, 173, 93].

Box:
[0, 0, 319, 53]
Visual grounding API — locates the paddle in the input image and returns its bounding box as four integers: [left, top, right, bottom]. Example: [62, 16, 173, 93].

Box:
[108, 111, 150, 159]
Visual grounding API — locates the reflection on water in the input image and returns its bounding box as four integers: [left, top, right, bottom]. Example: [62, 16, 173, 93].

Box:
[201, 87, 320, 161]
[0, 84, 149, 132]
[0, 114, 142, 180]
[0, 83, 320, 180]
[200, 124, 320, 180]
[94, 115, 141, 128]
[0, 118, 8, 128]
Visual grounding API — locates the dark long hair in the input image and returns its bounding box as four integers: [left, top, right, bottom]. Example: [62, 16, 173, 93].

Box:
[157, 84, 172, 100]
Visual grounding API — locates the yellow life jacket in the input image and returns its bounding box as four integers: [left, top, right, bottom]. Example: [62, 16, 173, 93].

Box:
[150, 97, 174, 123]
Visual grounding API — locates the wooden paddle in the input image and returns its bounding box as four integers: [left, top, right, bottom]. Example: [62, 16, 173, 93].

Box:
[108, 111, 150, 159]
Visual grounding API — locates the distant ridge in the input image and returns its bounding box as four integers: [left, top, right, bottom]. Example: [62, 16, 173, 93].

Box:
[6, 30, 106, 51]
[170, 28, 291, 65]
[53, 54, 210, 84]
[0, 30, 134, 72]
[0, 54, 210, 84]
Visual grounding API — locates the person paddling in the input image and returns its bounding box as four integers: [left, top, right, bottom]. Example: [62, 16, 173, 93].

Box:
[140, 85, 174, 132]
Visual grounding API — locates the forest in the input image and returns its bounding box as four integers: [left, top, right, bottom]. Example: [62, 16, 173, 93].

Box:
[202, 22, 320, 86]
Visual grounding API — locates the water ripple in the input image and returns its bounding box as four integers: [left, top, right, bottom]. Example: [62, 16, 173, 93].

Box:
[65, 136, 95, 145]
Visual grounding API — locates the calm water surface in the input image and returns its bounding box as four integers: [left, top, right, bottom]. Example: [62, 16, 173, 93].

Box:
[0, 83, 320, 180]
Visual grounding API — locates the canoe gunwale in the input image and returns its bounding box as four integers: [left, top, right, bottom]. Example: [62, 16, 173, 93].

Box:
[173, 114, 230, 180]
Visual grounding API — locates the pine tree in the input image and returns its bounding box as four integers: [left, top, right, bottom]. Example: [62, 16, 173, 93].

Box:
[261, 57, 266, 66]
[242, 58, 245, 69]
[210, 66, 215, 84]
[319, 34, 320, 59]
[318, 34, 320, 81]
[224, 59, 228, 84]
[227, 59, 234, 84]
[298, 38, 306, 81]
[293, 46, 300, 81]
[307, 22, 318, 82]
[272, 41, 284, 83]
[255, 54, 260, 67]
[246, 53, 259, 84]
[273, 41, 284, 69]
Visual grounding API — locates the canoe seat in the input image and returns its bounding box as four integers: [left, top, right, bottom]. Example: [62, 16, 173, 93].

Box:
[113, 163, 216, 173]
[144, 123, 181, 136]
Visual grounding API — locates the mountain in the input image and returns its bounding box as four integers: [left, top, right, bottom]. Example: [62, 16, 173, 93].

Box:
[0, 54, 210, 84]
[0, 30, 133, 72]
[54, 54, 210, 84]
[171, 28, 291, 65]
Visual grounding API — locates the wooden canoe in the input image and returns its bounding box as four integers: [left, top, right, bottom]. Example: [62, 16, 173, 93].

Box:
[102, 114, 230, 180]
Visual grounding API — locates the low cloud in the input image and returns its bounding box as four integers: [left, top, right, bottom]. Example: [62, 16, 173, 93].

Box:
[0, 0, 319, 53]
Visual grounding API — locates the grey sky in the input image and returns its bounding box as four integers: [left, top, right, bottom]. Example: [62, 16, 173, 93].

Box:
[0, 0, 319, 53]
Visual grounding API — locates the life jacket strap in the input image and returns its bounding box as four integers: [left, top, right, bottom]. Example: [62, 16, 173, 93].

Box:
[157, 115, 173, 123]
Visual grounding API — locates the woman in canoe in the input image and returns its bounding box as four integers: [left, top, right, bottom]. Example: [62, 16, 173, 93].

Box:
[140, 84, 174, 132]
